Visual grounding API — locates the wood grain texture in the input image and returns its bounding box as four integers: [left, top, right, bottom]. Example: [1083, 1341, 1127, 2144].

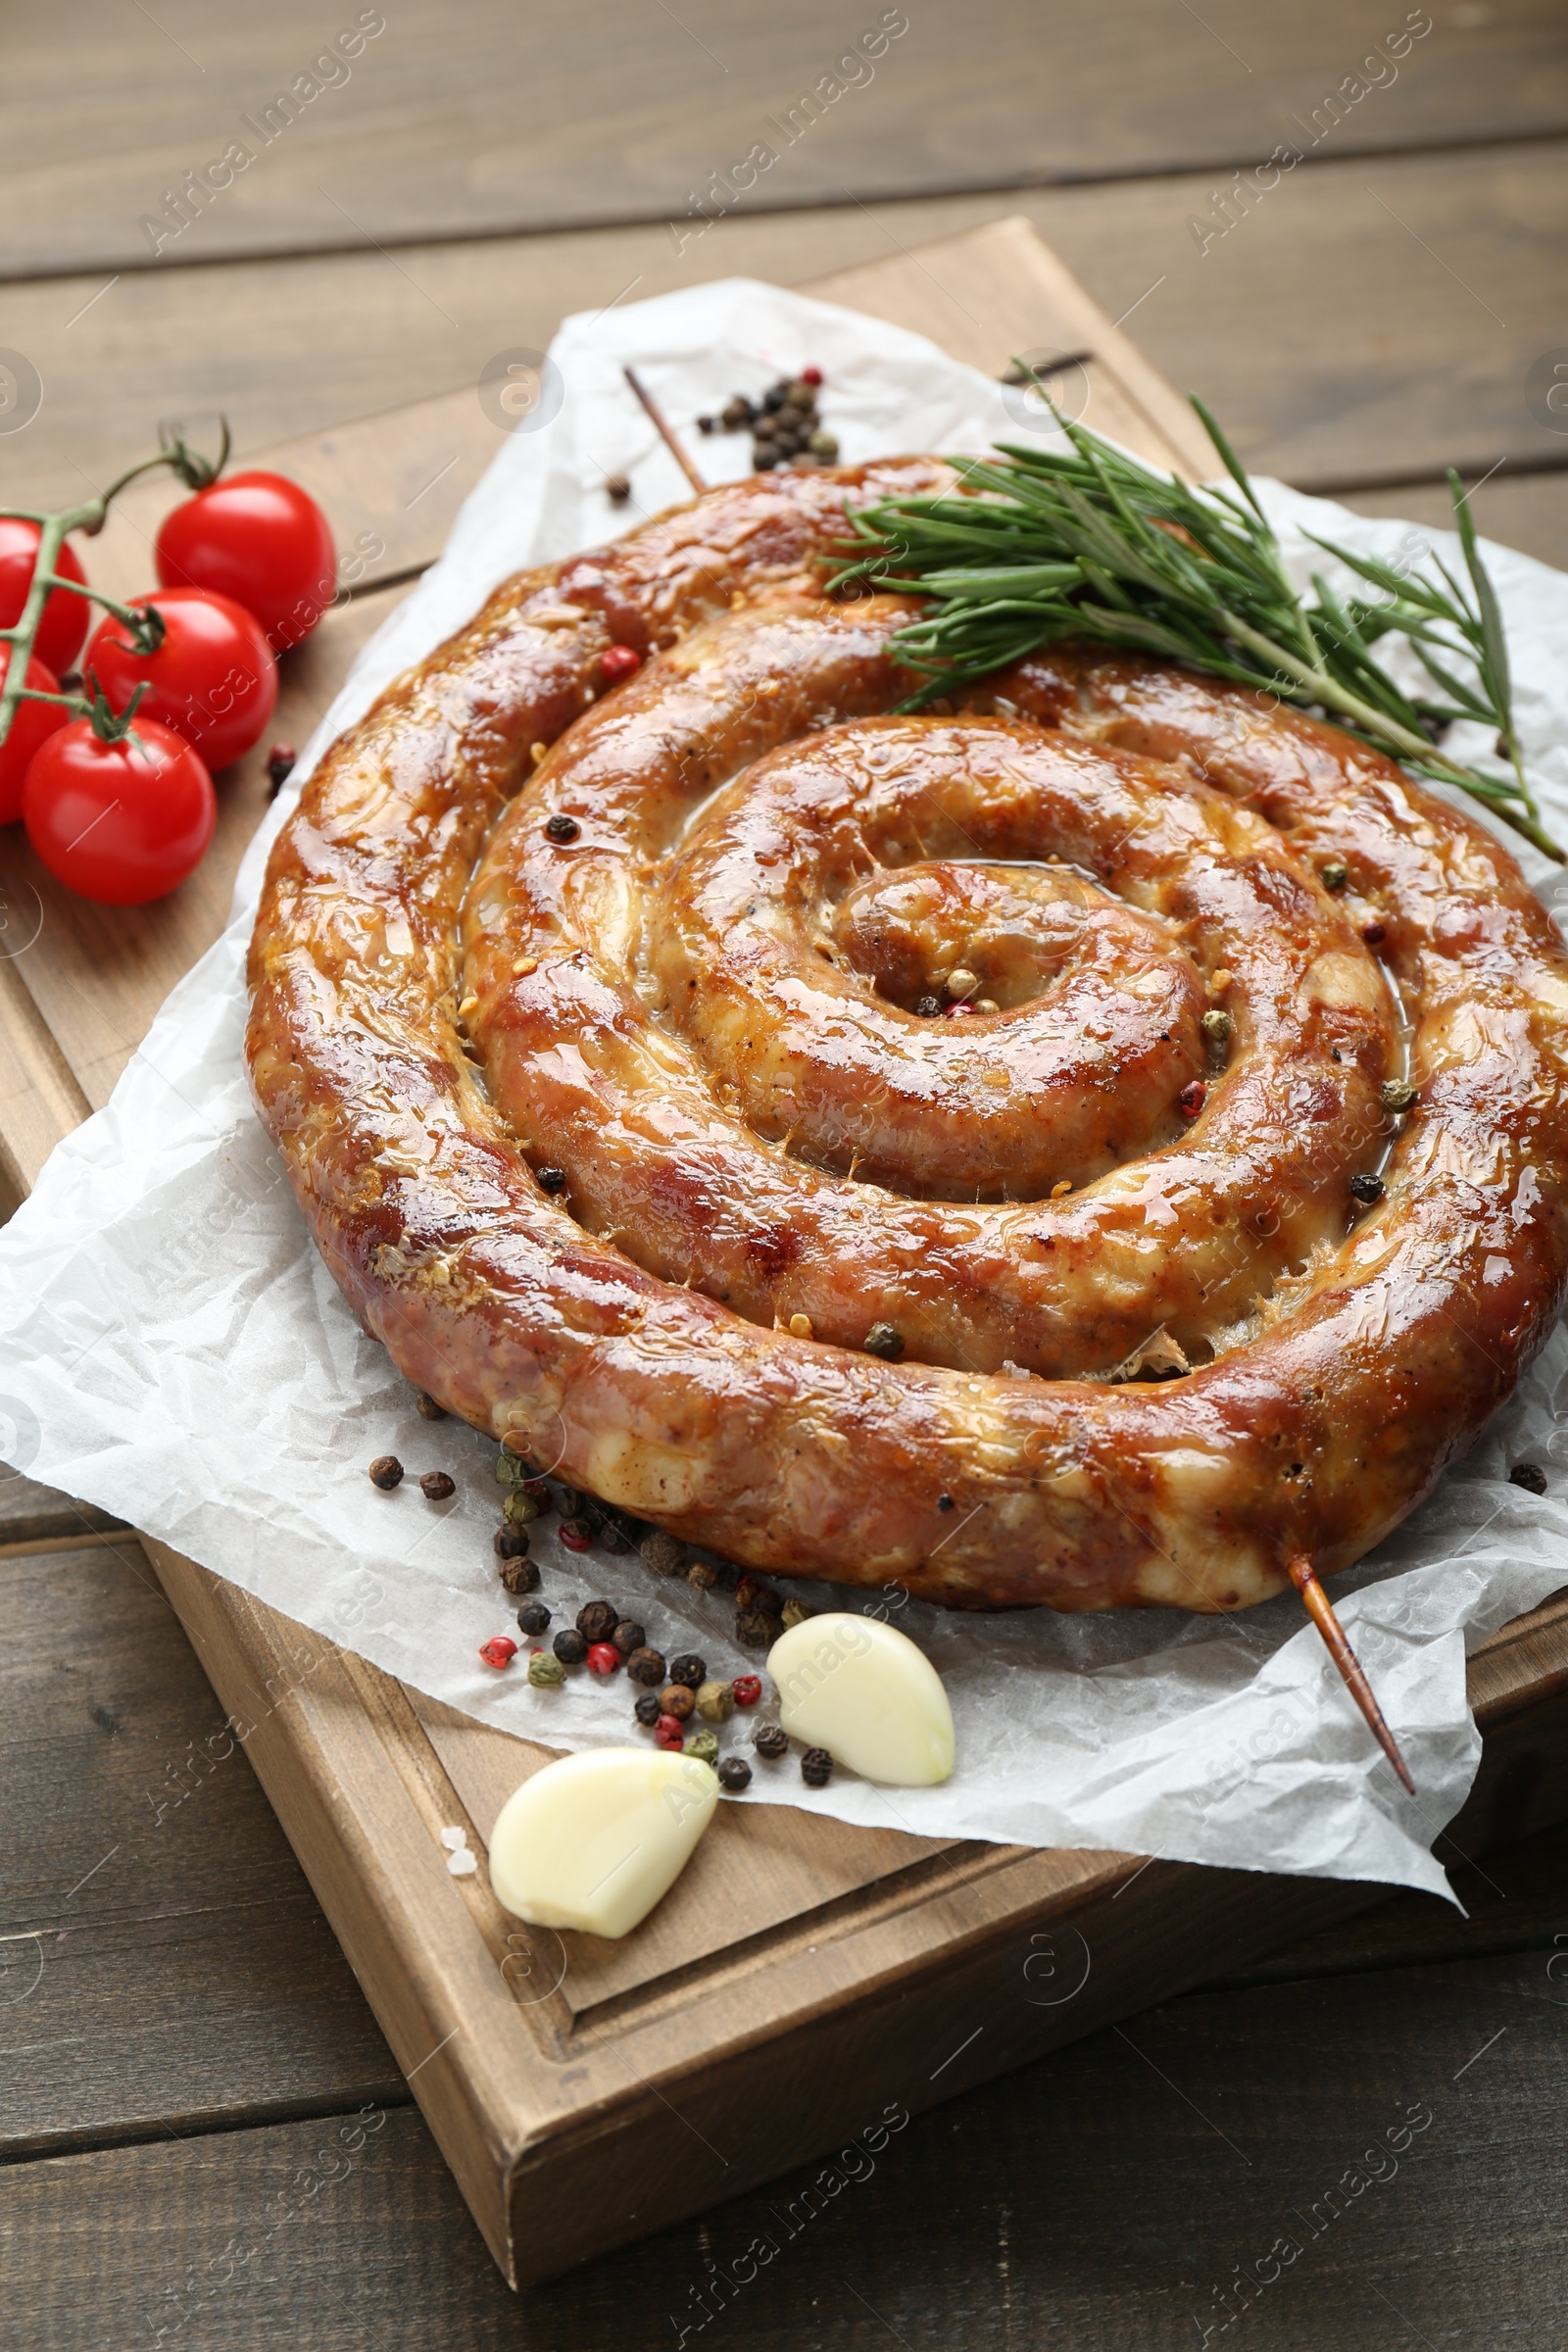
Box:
[1345, 469, 1568, 575]
[0, 1537, 403, 2160]
[6, 144, 1568, 521]
[3, 1940, 1564, 2350]
[4, 0, 1563, 278]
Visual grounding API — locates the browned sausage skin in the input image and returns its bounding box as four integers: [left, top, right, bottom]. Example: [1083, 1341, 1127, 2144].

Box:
[246, 468, 1568, 1613]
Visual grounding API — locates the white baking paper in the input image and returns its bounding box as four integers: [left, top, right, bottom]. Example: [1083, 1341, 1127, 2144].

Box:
[4, 276, 1568, 1902]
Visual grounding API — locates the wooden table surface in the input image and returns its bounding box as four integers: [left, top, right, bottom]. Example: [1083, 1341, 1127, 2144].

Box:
[4, 8, 1568, 2344]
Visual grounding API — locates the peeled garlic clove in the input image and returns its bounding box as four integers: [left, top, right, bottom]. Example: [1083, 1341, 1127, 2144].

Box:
[487, 1747, 717, 1936]
[769, 1613, 955, 1786]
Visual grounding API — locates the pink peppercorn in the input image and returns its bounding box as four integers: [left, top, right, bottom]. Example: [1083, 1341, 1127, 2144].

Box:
[559, 1515, 593, 1552]
[731, 1675, 762, 1708]
[479, 1636, 518, 1669]
[655, 1712, 685, 1750]
[801, 366, 823, 385]
[587, 1642, 620, 1677]
[601, 644, 642, 685]
[1177, 1080, 1206, 1119]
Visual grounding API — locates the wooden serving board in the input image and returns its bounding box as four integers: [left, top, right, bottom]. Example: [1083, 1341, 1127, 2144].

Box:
[4, 216, 1568, 2288]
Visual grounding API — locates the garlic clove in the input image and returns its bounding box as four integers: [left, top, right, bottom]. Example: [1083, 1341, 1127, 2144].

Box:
[769, 1614, 956, 1786]
[487, 1747, 717, 1937]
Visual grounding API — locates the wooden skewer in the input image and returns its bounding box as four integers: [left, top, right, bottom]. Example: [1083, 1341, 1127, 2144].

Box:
[1288, 1554, 1415, 1795]
[623, 366, 707, 495]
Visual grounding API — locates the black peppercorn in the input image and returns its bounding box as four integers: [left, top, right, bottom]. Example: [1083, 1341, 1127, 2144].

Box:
[266, 741, 298, 796]
[667, 1652, 707, 1690]
[419, 1471, 456, 1501]
[368, 1454, 404, 1491]
[915, 995, 943, 1017]
[1349, 1172, 1385, 1204]
[553, 1628, 588, 1666]
[639, 1531, 686, 1576]
[545, 813, 580, 843]
[536, 1166, 567, 1197]
[801, 1746, 833, 1788]
[516, 1598, 552, 1636]
[576, 1598, 619, 1644]
[605, 472, 631, 502]
[720, 395, 754, 429]
[718, 1756, 753, 1792]
[625, 1644, 666, 1686]
[753, 447, 779, 470]
[1362, 921, 1386, 947]
[499, 1553, 540, 1594]
[599, 1513, 634, 1554]
[735, 1576, 782, 1617]
[634, 1690, 662, 1726]
[938, 1494, 956, 1512]
[612, 1619, 646, 1654]
[415, 1391, 447, 1420]
[753, 1723, 789, 1758]
[494, 1526, 530, 1560]
[864, 1322, 905, 1360]
[1510, 1461, 1547, 1495]
[734, 1608, 773, 1650]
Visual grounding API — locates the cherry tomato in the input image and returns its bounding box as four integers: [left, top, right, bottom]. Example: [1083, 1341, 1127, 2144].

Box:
[156, 471, 337, 652]
[83, 588, 277, 773]
[23, 716, 216, 905]
[0, 648, 69, 826]
[0, 519, 91, 675]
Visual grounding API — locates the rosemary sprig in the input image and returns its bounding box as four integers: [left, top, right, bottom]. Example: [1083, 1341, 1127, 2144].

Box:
[830, 390, 1558, 860]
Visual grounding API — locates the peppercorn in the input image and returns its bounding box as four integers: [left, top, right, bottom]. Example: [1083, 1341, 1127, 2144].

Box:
[1350, 1172, 1385, 1204]
[553, 1628, 588, 1666]
[779, 1598, 812, 1631]
[528, 1649, 566, 1689]
[667, 1652, 707, 1689]
[695, 1679, 734, 1723]
[560, 1515, 594, 1553]
[576, 1598, 618, 1643]
[587, 1641, 620, 1677]
[1200, 1007, 1232, 1054]
[720, 395, 754, 429]
[734, 1609, 773, 1650]
[939, 1494, 956, 1511]
[415, 1391, 447, 1420]
[735, 1576, 782, 1616]
[686, 1558, 719, 1592]
[685, 1729, 720, 1768]
[602, 644, 642, 684]
[655, 1713, 685, 1749]
[498, 1553, 540, 1595]
[634, 1690, 662, 1726]
[419, 1471, 456, 1501]
[718, 1755, 753, 1792]
[761, 386, 785, 413]
[625, 1644, 667, 1687]
[785, 379, 816, 408]
[495, 1449, 528, 1488]
[266, 741, 298, 796]
[1510, 1461, 1547, 1494]
[801, 366, 823, 387]
[612, 1619, 645, 1655]
[515, 1597, 551, 1635]
[605, 472, 631, 502]
[754, 1722, 789, 1759]
[368, 1454, 404, 1491]
[599, 1513, 635, 1554]
[1362, 921, 1387, 947]
[536, 1166, 567, 1196]
[494, 1525, 530, 1560]
[480, 1636, 517, 1669]
[503, 1490, 541, 1528]
[808, 429, 839, 461]
[753, 447, 779, 470]
[914, 995, 943, 1017]
[864, 1323, 905, 1360]
[545, 813, 580, 843]
[1381, 1078, 1417, 1112]
[1320, 859, 1348, 892]
[801, 1746, 833, 1788]
[639, 1530, 686, 1576]
[661, 1683, 696, 1721]
[1177, 1080, 1207, 1119]
[731, 1675, 762, 1709]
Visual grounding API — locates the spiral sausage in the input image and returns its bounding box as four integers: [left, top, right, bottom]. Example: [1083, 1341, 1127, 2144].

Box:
[247, 466, 1568, 1611]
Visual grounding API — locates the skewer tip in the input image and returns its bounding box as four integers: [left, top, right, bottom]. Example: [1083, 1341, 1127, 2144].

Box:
[1288, 1555, 1416, 1796]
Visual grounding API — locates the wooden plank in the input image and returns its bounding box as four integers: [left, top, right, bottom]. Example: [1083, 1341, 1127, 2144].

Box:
[6, 145, 1566, 525]
[4, 1935, 1565, 2351]
[1343, 469, 1568, 578]
[0, 1472, 125, 1549]
[0, 1537, 403, 2160]
[4, 0, 1565, 278]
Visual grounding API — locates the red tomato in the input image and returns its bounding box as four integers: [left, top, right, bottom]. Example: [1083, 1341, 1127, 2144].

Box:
[156, 471, 337, 652]
[0, 519, 91, 674]
[0, 648, 69, 826]
[23, 716, 216, 905]
[83, 588, 277, 773]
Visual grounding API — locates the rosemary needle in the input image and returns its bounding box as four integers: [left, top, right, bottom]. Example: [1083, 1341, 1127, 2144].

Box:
[830, 385, 1559, 861]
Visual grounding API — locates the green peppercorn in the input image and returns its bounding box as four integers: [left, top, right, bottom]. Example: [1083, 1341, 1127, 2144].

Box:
[1200, 1007, 1232, 1053]
[527, 1650, 566, 1689]
[495, 1449, 531, 1489]
[503, 1490, 542, 1527]
[685, 1729, 720, 1768]
[1320, 858, 1348, 892]
[695, 1679, 734, 1723]
[1381, 1078, 1417, 1112]
[779, 1598, 811, 1631]
[808, 429, 839, 460]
